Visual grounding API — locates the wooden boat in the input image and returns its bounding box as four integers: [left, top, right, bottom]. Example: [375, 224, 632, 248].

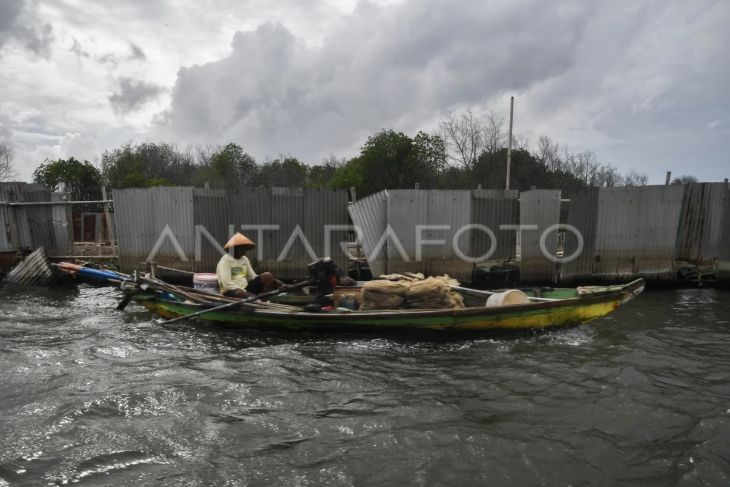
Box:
[132, 278, 645, 334]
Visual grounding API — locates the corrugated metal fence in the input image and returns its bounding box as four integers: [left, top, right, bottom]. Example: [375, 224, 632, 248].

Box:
[111, 183, 730, 284]
[0, 182, 70, 256]
[519, 190, 561, 282]
[114, 187, 350, 280]
[348, 189, 519, 282]
[228, 187, 350, 280]
[560, 183, 729, 283]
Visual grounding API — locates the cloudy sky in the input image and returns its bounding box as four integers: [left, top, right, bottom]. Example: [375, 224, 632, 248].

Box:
[0, 0, 728, 183]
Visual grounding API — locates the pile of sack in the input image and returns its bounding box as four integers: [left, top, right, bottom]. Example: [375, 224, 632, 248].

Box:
[361, 273, 464, 310]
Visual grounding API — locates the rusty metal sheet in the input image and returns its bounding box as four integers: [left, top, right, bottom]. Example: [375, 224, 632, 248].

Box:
[676, 183, 729, 265]
[0, 182, 68, 255]
[717, 189, 730, 282]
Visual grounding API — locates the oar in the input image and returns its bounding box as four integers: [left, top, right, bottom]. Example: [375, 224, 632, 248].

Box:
[451, 285, 558, 302]
[163, 280, 311, 324]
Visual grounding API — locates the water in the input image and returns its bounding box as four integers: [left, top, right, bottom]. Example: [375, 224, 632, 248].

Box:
[1, 285, 729, 486]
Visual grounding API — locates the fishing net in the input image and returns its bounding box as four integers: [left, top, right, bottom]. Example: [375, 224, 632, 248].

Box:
[360, 274, 464, 310]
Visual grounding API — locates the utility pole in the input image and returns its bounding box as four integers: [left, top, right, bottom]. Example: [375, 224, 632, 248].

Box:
[506, 96, 514, 190]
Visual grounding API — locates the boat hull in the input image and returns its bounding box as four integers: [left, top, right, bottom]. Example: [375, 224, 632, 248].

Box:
[135, 279, 645, 334]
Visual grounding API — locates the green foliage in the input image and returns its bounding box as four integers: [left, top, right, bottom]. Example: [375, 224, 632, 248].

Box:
[72, 123, 658, 196]
[306, 158, 341, 189]
[194, 143, 257, 189]
[469, 149, 586, 194]
[334, 129, 447, 196]
[251, 157, 308, 187]
[330, 157, 365, 190]
[33, 157, 102, 200]
[101, 142, 196, 188]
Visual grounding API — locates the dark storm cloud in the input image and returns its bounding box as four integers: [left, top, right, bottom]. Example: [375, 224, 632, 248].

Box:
[109, 77, 165, 113]
[0, 0, 53, 56]
[163, 0, 594, 160]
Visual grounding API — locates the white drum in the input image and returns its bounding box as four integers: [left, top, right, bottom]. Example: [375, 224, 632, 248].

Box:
[193, 273, 219, 294]
[486, 289, 529, 307]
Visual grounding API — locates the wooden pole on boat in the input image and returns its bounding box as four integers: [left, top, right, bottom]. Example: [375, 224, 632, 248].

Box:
[451, 285, 558, 302]
[163, 280, 311, 324]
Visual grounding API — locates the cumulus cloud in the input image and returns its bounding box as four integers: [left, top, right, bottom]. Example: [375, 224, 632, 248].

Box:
[0, 0, 53, 56]
[158, 0, 729, 180]
[109, 77, 166, 113]
[162, 1, 594, 161]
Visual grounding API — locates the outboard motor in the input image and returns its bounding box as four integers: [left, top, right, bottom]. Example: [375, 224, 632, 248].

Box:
[307, 257, 339, 294]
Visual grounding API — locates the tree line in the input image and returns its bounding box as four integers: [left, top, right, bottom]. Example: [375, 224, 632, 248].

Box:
[2, 109, 702, 200]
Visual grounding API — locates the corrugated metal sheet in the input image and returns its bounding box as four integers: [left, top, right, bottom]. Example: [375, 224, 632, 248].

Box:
[193, 188, 229, 273]
[114, 187, 195, 276]
[304, 188, 350, 277]
[385, 190, 473, 281]
[519, 189, 561, 283]
[0, 183, 18, 251]
[4, 246, 57, 286]
[675, 183, 729, 265]
[227, 187, 349, 280]
[593, 185, 684, 280]
[348, 190, 388, 277]
[0, 182, 69, 255]
[560, 188, 599, 283]
[110, 184, 730, 284]
[471, 189, 519, 261]
[51, 192, 73, 254]
[717, 187, 730, 281]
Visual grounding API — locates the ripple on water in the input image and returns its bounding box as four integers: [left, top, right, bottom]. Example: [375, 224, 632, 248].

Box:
[1, 286, 730, 485]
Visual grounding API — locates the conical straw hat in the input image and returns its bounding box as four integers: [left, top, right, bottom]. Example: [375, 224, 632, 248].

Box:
[223, 232, 256, 250]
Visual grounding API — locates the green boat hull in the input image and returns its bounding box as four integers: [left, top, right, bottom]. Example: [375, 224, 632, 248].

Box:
[134, 279, 645, 334]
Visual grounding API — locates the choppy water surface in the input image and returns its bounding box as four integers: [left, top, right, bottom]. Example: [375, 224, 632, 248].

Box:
[1, 285, 729, 486]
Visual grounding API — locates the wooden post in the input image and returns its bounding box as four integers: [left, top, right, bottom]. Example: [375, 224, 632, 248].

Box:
[665, 171, 672, 185]
[350, 186, 357, 202]
[414, 182, 420, 190]
[506, 96, 514, 190]
[477, 184, 482, 190]
[101, 186, 115, 255]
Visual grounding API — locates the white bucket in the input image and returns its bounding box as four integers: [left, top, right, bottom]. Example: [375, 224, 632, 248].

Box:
[193, 273, 219, 294]
[486, 289, 530, 307]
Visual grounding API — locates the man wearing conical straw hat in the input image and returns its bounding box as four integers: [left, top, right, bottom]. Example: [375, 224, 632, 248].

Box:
[216, 232, 281, 298]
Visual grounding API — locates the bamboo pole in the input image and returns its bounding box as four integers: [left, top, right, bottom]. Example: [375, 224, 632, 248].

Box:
[163, 280, 310, 324]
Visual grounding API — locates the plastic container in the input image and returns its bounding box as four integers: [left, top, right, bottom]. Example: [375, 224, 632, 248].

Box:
[193, 273, 219, 294]
[486, 289, 529, 307]
[339, 294, 359, 310]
